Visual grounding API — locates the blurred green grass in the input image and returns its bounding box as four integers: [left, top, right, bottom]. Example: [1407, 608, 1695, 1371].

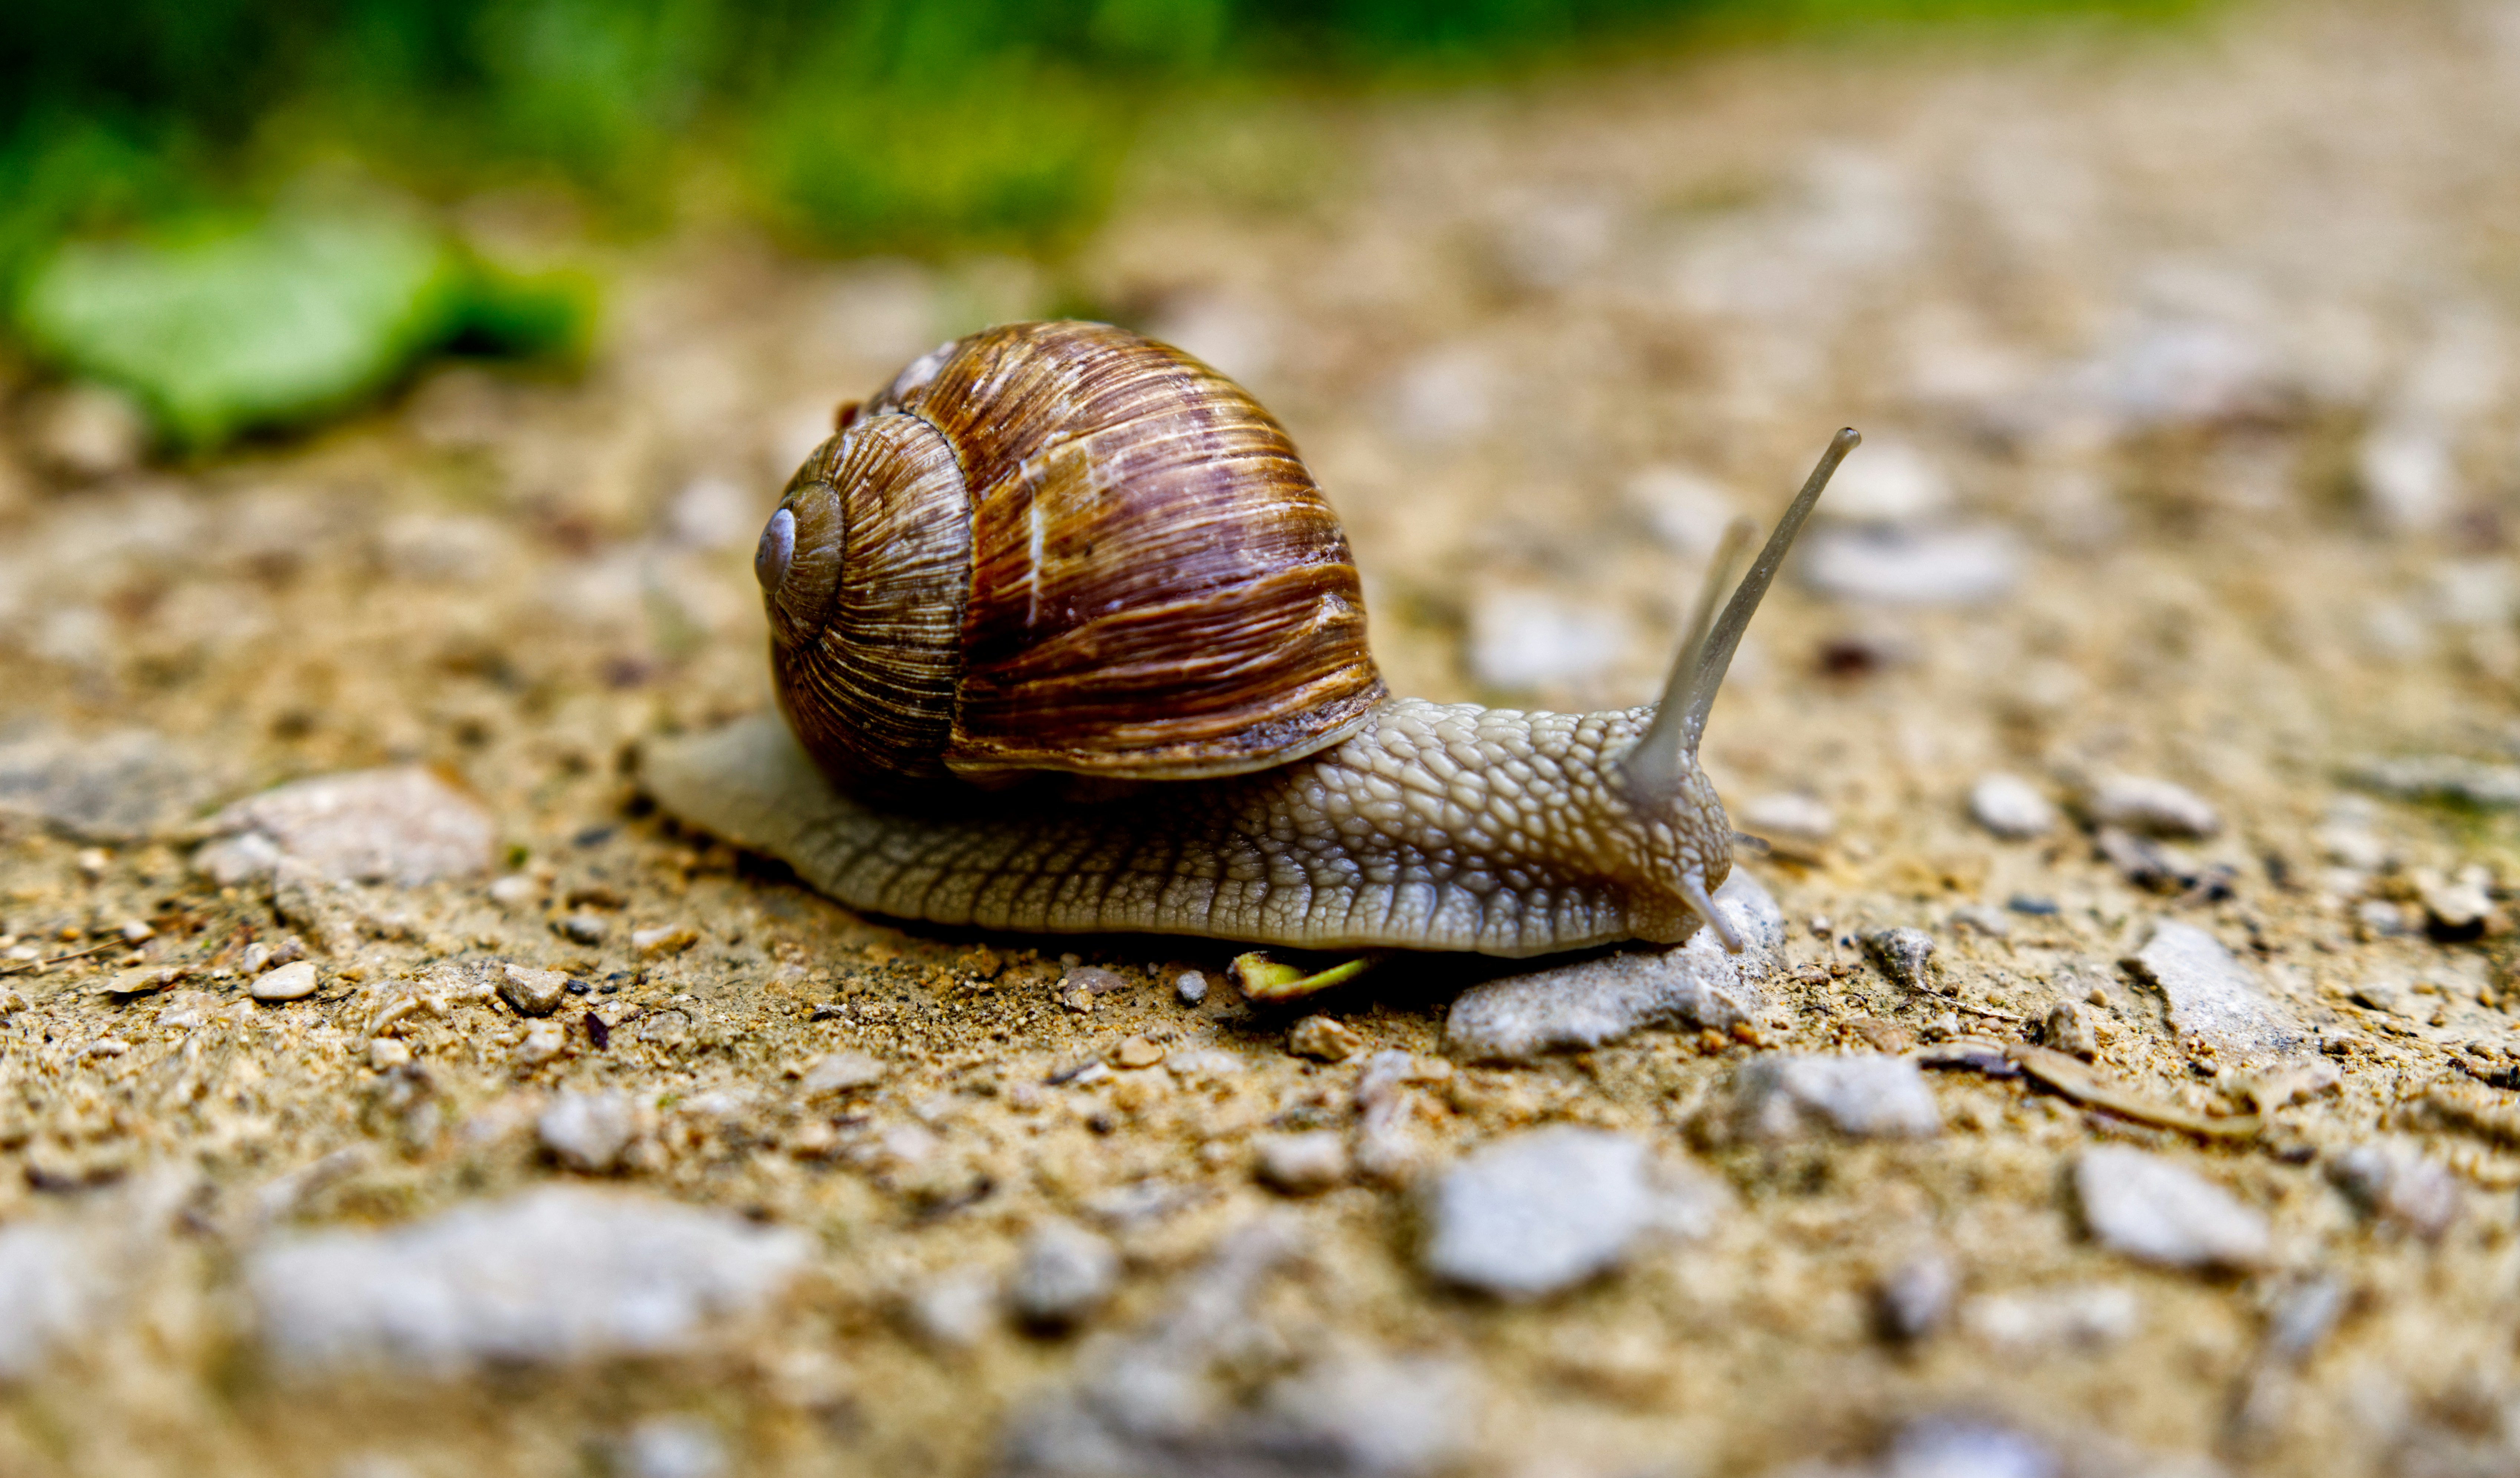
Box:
[1, 0, 2199, 267]
[0, 0, 2195, 447]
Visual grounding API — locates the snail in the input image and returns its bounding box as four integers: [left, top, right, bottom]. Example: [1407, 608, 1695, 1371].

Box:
[643, 320, 1855, 971]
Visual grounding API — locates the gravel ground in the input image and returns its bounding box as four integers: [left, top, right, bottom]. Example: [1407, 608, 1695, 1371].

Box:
[9, 3, 2520, 1474]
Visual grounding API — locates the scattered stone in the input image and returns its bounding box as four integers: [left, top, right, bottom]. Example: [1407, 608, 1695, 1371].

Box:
[249, 1148, 371, 1232]
[1354, 1090, 1437, 1186]
[1007, 1220, 1119, 1331]
[2349, 754, 2520, 810]
[616, 1416, 728, 1478]
[513, 1020, 568, 1066]
[1066, 965, 1128, 994]
[369, 1037, 412, 1070]
[2413, 867, 2495, 935]
[0, 989, 25, 1017]
[0, 726, 219, 844]
[2075, 1146, 2271, 1270]
[1969, 773, 2057, 839]
[250, 959, 320, 1003]
[1876, 1250, 1959, 1343]
[1003, 1306, 1474, 1478]
[497, 963, 571, 1017]
[248, 1186, 811, 1371]
[1255, 1131, 1351, 1196]
[632, 924, 699, 959]
[1442, 872, 1779, 1062]
[538, 1089, 638, 1173]
[2350, 978, 2413, 1017]
[1467, 587, 1623, 691]
[1288, 1014, 1367, 1063]
[2041, 1001, 2097, 1060]
[1418, 1126, 1719, 1300]
[1112, 1036, 1164, 1069]
[2094, 825, 2215, 895]
[2260, 1274, 2349, 1367]
[0, 1222, 104, 1381]
[1727, 1054, 1942, 1140]
[1174, 970, 1209, 1006]
[1949, 903, 2011, 937]
[199, 766, 494, 886]
[1799, 524, 2022, 606]
[487, 874, 541, 909]
[1163, 1048, 1243, 1080]
[102, 965, 183, 997]
[904, 1270, 1000, 1351]
[2086, 774, 2221, 838]
[2329, 1141, 2462, 1239]
[1880, 1417, 2059, 1478]
[556, 910, 610, 945]
[1864, 927, 1937, 990]
[799, 1052, 887, 1097]
[1815, 439, 1952, 524]
[1738, 791, 1835, 844]
[1962, 1283, 2142, 1352]
[2124, 920, 2304, 1066]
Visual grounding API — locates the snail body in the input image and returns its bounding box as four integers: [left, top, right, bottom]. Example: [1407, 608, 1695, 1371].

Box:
[645, 321, 1856, 958]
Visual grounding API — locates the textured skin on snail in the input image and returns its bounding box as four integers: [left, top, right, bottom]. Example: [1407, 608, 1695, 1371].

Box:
[646, 318, 1858, 957]
[643, 699, 1727, 956]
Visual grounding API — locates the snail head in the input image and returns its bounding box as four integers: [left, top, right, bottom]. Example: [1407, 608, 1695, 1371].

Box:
[1610, 428, 1860, 949]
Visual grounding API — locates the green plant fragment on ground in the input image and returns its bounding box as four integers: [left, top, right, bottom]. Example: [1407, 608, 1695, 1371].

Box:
[13, 212, 594, 449]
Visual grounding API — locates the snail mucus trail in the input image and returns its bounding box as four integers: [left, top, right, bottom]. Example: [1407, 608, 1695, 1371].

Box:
[642, 320, 1857, 978]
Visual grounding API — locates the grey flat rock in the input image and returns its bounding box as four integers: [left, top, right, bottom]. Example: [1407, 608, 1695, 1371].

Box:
[249, 1186, 811, 1371]
[1000, 1217, 1478, 1478]
[0, 1223, 105, 1382]
[1799, 523, 2023, 606]
[1728, 1053, 1943, 1141]
[2124, 921, 2303, 1065]
[2075, 1147, 2271, 1270]
[1418, 1126, 1722, 1300]
[1441, 872, 1779, 1062]
[199, 766, 494, 887]
[0, 725, 221, 843]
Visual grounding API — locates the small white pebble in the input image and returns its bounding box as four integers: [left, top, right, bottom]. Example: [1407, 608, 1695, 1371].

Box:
[487, 874, 540, 909]
[1174, 970, 1209, 1006]
[497, 963, 571, 1018]
[631, 924, 699, 959]
[1006, 1220, 1118, 1330]
[799, 1052, 887, 1096]
[513, 1020, 568, 1066]
[1738, 792, 1835, 844]
[538, 1089, 638, 1173]
[1255, 1131, 1350, 1195]
[2087, 775, 2220, 839]
[368, 1037, 413, 1070]
[118, 918, 154, 944]
[1969, 774, 2056, 840]
[75, 848, 111, 878]
[1065, 965, 1127, 994]
[250, 960, 319, 1003]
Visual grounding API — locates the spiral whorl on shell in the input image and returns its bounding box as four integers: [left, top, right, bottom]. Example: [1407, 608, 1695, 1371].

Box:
[755, 321, 1388, 803]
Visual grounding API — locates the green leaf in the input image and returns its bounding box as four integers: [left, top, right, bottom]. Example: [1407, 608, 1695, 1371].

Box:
[15, 212, 464, 448]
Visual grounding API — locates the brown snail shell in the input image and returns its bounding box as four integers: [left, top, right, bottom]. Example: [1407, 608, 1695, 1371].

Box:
[758, 320, 1386, 801]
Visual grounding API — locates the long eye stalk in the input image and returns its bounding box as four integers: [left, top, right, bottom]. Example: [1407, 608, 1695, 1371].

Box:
[1623, 428, 1859, 802]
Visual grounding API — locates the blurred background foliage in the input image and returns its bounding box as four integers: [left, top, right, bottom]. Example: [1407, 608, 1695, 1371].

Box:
[0, 0, 2195, 447]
